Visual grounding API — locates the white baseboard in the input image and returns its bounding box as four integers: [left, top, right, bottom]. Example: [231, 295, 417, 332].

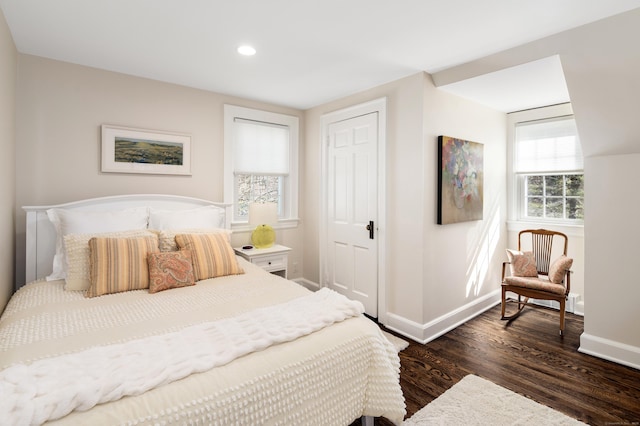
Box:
[293, 278, 320, 292]
[529, 292, 580, 314]
[383, 314, 427, 343]
[383, 289, 502, 344]
[579, 333, 640, 371]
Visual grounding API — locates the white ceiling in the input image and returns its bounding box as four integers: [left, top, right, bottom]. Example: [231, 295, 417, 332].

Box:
[437, 55, 570, 112]
[1, 0, 639, 111]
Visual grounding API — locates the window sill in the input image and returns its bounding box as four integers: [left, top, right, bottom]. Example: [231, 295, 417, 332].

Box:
[231, 218, 301, 233]
[507, 220, 584, 238]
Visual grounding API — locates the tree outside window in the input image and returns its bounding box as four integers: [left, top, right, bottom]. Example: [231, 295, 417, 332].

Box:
[235, 175, 282, 218]
[524, 174, 584, 220]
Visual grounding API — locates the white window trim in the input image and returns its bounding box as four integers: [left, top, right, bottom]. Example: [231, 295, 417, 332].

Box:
[224, 105, 300, 231]
[507, 103, 583, 236]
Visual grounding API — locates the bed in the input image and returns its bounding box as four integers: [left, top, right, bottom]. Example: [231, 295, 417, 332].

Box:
[1, 194, 405, 425]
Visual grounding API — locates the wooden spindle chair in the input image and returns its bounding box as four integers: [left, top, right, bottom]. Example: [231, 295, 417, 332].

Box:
[501, 229, 572, 335]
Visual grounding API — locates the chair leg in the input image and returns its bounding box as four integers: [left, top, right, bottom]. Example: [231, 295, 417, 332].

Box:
[501, 289, 528, 321]
[516, 296, 528, 316]
[559, 298, 566, 336]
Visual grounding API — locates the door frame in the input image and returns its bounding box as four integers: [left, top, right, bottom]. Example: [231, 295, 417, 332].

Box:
[320, 97, 387, 323]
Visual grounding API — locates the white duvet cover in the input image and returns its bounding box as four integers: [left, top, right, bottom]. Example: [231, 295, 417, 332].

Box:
[0, 258, 405, 425]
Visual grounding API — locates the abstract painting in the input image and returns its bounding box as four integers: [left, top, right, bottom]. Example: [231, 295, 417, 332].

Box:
[437, 136, 483, 224]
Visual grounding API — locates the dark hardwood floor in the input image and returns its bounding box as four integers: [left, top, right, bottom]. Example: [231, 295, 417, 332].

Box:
[369, 304, 640, 425]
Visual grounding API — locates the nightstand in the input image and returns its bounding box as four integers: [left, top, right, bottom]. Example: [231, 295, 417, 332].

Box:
[234, 244, 291, 278]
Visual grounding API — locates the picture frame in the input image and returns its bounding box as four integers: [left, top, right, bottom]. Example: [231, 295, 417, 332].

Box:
[101, 125, 191, 175]
[437, 135, 484, 225]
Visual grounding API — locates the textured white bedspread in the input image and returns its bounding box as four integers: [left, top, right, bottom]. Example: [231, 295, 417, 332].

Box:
[1, 288, 364, 425]
[0, 259, 406, 425]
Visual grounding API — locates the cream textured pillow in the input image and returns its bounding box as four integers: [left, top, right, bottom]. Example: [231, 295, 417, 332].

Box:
[64, 230, 157, 291]
[46, 207, 149, 281]
[148, 250, 196, 294]
[175, 233, 244, 281]
[154, 228, 231, 252]
[548, 255, 573, 284]
[86, 235, 159, 298]
[506, 249, 538, 277]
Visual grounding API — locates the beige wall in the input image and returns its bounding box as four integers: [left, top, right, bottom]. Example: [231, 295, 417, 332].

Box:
[561, 12, 640, 362]
[14, 55, 305, 286]
[421, 75, 507, 324]
[583, 154, 640, 343]
[566, 12, 640, 365]
[305, 73, 507, 340]
[433, 9, 640, 367]
[0, 7, 16, 312]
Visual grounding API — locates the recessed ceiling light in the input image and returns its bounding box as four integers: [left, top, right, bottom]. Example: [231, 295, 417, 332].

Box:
[237, 45, 256, 56]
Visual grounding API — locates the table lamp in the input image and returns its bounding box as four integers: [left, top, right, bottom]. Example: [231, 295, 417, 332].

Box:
[249, 202, 278, 248]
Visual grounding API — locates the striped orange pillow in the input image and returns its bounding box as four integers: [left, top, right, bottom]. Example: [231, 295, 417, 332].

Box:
[175, 233, 244, 281]
[86, 235, 159, 297]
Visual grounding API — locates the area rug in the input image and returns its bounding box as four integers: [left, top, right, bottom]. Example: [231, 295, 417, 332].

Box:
[382, 330, 409, 352]
[402, 374, 586, 425]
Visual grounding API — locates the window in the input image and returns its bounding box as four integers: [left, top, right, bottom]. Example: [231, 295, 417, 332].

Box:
[514, 116, 584, 222]
[224, 105, 299, 226]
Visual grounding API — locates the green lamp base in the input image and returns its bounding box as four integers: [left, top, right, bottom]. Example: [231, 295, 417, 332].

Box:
[251, 224, 275, 249]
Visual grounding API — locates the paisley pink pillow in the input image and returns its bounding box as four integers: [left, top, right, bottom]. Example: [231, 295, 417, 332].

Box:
[147, 250, 196, 294]
[548, 255, 573, 284]
[506, 249, 538, 277]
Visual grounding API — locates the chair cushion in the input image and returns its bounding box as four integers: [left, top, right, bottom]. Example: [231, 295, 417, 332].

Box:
[506, 249, 538, 277]
[503, 276, 566, 295]
[548, 255, 573, 284]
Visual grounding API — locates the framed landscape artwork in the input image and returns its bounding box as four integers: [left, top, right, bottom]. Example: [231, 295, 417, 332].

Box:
[101, 125, 191, 175]
[437, 136, 483, 225]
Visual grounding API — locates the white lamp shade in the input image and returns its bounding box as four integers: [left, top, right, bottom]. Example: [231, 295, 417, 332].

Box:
[248, 202, 278, 226]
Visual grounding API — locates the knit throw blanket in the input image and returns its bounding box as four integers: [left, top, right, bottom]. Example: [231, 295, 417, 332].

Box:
[0, 288, 364, 425]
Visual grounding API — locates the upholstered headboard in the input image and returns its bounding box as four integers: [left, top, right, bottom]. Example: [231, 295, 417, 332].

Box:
[22, 194, 232, 283]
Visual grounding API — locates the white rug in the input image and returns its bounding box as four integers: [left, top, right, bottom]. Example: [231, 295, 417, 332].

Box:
[403, 375, 586, 425]
[382, 330, 409, 352]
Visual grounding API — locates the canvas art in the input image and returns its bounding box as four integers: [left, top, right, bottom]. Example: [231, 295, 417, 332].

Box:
[101, 125, 191, 175]
[437, 136, 483, 224]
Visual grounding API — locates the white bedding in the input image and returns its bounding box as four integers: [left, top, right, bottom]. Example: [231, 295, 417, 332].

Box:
[0, 258, 406, 425]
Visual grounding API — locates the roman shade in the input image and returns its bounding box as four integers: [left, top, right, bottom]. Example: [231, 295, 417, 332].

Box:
[233, 118, 290, 174]
[514, 117, 583, 173]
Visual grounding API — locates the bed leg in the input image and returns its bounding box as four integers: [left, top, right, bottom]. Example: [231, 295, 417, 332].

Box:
[362, 416, 374, 426]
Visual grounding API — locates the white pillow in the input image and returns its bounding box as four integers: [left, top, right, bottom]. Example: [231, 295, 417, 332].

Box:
[46, 207, 149, 281]
[148, 206, 224, 230]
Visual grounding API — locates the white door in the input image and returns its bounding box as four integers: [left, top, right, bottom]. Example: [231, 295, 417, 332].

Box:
[326, 112, 379, 316]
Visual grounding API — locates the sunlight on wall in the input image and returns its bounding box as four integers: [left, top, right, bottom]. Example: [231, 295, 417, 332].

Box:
[465, 197, 502, 298]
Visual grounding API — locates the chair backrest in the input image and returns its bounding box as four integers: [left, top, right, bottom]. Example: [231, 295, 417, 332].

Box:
[517, 229, 568, 276]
